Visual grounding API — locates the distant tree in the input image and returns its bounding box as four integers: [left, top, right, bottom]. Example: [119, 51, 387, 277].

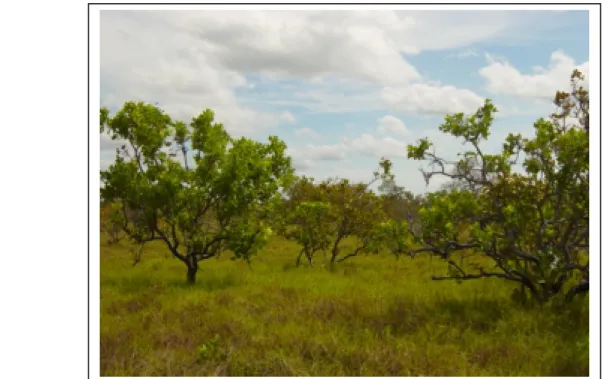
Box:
[100, 202, 123, 245]
[290, 201, 334, 266]
[100, 102, 295, 283]
[279, 168, 391, 266]
[403, 70, 589, 303]
[321, 178, 387, 264]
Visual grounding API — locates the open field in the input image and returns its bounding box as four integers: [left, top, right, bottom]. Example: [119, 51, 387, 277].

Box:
[100, 235, 589, 376]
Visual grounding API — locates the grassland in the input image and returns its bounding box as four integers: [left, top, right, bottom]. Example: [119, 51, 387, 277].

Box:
[100, 234, 589, 376]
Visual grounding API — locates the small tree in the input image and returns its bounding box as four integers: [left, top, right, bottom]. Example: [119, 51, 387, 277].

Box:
[404, 70, 589, 303]
[320, 178, 387, 264]
[100, 102, 295, 283]
[287, 202, 334, 267]
[100, 202, 124, 245]
[279, 173, 389, 266]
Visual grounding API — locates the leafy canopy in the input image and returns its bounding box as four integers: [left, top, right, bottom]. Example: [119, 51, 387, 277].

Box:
[279, 175, 390, 266]
[404, 70, 589, 302]
[100, 101, 295, 282]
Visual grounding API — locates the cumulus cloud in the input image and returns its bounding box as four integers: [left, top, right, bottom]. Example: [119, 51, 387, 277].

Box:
[292, 159, 316, 171]
[381, 83, 485, 115]
[288, 131, 407, 169]
[100, 11, 279, 140]
[478, 50, 589, 100]
[100, 10, 558, 133]
[286, 147, 316, 172]
[445, 48, 479, 60]
[160, 10, 424, 85]
[344, 134, 407, 159]
[279, 111, 296, 123]
[306, 144, 348, 161]
[377, 115, 409, 136]
[100, 10, 587, 194]
[294, 127, 320, 139]
[287, 142, 348, 171]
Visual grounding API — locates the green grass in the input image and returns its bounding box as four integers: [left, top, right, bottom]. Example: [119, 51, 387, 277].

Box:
[100, 235, 589, 376]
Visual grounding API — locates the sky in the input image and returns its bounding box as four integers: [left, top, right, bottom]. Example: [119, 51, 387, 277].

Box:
[99, 9, 590, 194]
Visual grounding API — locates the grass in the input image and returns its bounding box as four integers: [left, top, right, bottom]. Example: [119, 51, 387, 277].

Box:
[100, 235, 589, 376]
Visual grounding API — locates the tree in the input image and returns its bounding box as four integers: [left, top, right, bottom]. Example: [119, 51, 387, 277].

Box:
[404, 70, 589, 303]
[100, 201, 123, 245]
[279, 172, 389, 267]
[100, 102, 295, 283]
[288, 201, 334, 267]
[438, 154, 494, 194]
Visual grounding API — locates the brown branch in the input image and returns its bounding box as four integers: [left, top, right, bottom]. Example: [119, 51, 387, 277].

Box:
[337, 244, 366, 263]
[432, 271, 515, 281]
[132, 244, 145, 266]
[154, 227, 187, 262]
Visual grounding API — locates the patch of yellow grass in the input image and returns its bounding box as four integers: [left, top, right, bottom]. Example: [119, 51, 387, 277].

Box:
[100, 235, 588, 376]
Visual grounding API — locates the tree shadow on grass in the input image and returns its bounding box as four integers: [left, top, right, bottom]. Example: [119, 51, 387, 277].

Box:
[168, 272, 244, 292]
[356, 296, 510, 339]
[102, 271, 244, 294]
[433, 297, 509, 332]
[101, 276, 168, 295]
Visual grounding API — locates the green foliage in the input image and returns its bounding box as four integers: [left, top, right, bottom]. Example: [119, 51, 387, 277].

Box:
[100, 101, 295, 283]
[406, 138, 432, 160]
[404, 70, 589, 303]
[288, 201, 334, 266]
[99, 70, 590, 378]
[371, 219, 411, 259]
[196, 334, 222, 361]
[418, 189, 481, 245]
[279, 175, 390, 266]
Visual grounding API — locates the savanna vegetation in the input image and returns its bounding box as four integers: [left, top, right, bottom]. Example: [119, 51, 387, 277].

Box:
[100, 70, 590, 376]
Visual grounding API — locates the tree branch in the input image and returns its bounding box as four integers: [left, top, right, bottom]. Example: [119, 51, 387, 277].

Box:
[337, 244, 366, 263]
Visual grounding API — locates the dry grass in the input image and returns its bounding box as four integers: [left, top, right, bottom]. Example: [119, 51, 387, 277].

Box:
[100, 235, 589, 376]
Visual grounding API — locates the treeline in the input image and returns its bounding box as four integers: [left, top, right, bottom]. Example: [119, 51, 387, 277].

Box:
[100, 70, 589, 305]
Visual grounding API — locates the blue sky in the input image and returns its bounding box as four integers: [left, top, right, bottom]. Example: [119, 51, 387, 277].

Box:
[100, 9, 590, 194]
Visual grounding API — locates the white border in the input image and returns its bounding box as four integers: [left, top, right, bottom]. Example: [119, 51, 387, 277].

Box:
[90, 6, 101, 378]
[587, 7, 601, 379]
[1, 1, 596, 376]
[93, 2, 594, 11]
[88, 3, 597, 379]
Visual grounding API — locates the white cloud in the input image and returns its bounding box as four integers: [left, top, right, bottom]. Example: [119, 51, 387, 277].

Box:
[294, 127, 320, 139]
[291, 133, 408, 164]
[345, 134, 407, 159]
[279, 111, 296, 123]
[99, 10, 588, 194]
[294, 133, 407, 163]
[286, 147, 316, 172]
[100, 10, 564, 125]
[307, 144, 348, 161]
[283, 85, 385, 114]
[381, 83, 485, 115]
[478, 50, 589, 100]
[445, 48, 479, 60]
[293, 159, 316, 171]
[287, 142, 348, 170]
[100, 11, 279, 138]
[377, 115, 409, 136]
[150, 10, 425, 86]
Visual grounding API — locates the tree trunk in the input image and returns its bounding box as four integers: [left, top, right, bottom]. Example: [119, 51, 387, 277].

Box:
[305, 250, 313, 267]
[186, 257, 198, 284]
[296, 250, 304, 267]
[329, 252, 337, 270]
